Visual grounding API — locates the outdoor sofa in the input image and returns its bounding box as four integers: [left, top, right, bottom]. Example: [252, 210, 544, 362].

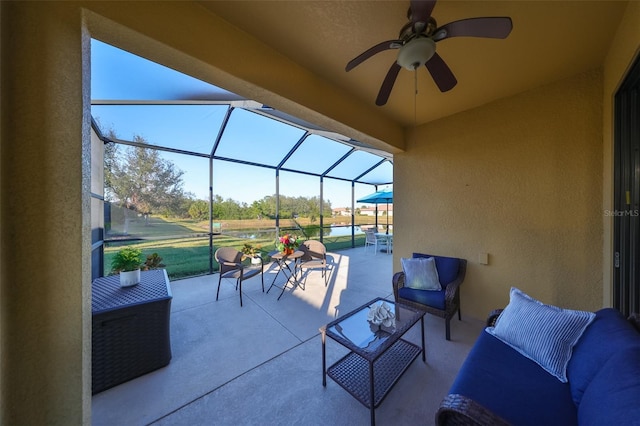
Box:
[436, 287, 640, 426]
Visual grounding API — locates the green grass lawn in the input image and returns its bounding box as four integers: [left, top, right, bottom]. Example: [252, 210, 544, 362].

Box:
[108, 215, 204, 238]
[104, 216, 367, 280]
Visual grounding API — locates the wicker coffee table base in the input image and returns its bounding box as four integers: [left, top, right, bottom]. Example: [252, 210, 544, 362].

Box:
[321, 298, 425, 425]
[327, 339, 421, 409]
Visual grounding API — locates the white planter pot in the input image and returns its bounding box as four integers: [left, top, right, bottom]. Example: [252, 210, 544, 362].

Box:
[251, 256, 262, 265]
[120, 269, 141, 287]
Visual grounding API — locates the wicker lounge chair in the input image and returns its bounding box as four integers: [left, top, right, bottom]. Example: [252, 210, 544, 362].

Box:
[392, 253, 467, 340]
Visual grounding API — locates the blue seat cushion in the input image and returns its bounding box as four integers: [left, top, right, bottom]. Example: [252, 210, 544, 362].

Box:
[577, 348, 640, 425]
[567, 308, 640, 405]
[449, 330, 577, 426]
[398, 286, 445, 310]
[412, 253, 460, 286]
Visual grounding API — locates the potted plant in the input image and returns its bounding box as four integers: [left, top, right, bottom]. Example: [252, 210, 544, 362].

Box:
[111, 247, 144, 287]
[241, 243, 262, 265]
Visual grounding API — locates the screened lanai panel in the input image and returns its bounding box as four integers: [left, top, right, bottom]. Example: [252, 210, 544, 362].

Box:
[326, 150, 385, 182]
[214, 108, 306, 166]
[281, 134, 352, 175]
[279, 170, 320, 201]
[211, 160, 275, 205]
[358, 160, 393, 185]
[92, 104, 229, 154]
[323, 178, 352, 210]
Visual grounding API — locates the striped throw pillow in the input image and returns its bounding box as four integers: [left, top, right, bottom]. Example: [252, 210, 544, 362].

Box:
[486, 287, 595, 383]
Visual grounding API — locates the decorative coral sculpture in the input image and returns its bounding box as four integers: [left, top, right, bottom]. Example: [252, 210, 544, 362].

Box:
[367, 301, 395, 327]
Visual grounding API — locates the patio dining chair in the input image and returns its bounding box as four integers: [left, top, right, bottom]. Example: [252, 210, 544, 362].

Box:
[297, 240, 329, 287]
[214, 247, 264, 307]
[364, 228, 379, 254]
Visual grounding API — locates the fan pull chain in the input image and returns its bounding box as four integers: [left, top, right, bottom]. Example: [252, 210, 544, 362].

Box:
[414, 67, 418, 124]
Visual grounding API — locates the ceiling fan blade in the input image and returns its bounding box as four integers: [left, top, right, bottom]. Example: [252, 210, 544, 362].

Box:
[346, 40, 402, 72]
[425, 52, 457, 92]
[434, 17, 513, 41]
[376, 62, 402, 106]
[410, 0, 437, 28]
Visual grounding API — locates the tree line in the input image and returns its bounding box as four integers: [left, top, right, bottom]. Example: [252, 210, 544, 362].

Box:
[188, 194, 332, 221]
[105, 137, 333, 222]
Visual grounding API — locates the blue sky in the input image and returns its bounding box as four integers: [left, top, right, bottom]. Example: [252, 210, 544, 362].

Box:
[91, 39, 391, 208]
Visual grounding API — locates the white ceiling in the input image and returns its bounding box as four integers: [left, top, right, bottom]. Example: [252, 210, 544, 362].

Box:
[199, 0, 627, 127]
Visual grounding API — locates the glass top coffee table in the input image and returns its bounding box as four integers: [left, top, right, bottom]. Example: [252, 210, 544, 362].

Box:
[320, 297, 426, 425]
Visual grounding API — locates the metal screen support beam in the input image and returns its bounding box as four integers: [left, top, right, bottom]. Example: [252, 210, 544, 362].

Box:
[352, 159, 388, 240]
[320, 176, 324, 242]
[351, 181, 355, 248]
[275, 168, 280, 239]
[274, 132, 308, 241]
[374, 185, 379, 230]
[209, 106, 234, 274]
[209, 156, 214, 274]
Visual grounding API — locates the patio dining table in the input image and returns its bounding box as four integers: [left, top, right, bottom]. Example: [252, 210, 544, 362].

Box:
[266, 250, 304, 300]
[374, 233, 393, 254]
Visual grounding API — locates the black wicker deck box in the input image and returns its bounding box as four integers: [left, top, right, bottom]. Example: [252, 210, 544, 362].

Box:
[92, 269, 172, 394]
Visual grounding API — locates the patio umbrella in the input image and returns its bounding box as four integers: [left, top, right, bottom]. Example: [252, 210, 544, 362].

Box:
[357, 189, 393, 233]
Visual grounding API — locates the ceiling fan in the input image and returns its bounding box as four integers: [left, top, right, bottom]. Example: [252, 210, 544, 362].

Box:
[346, 0, 513, 106]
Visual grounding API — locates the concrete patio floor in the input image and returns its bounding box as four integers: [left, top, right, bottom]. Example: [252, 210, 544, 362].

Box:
[92, 246, 485, 426]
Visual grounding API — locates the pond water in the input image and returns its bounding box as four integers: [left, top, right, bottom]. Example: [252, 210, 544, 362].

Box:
[226, 224, 366, 240]
[326, 225, 365, 237]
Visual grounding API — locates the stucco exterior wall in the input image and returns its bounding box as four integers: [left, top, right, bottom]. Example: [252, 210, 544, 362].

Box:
[602, 0, 640, 307]
[397, 70, 604, 319]
[1, 2, 91, 424]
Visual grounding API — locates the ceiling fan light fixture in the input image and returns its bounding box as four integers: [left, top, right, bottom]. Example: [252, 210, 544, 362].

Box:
[397, 37, 436, 70]
[345, 0, 513, 106]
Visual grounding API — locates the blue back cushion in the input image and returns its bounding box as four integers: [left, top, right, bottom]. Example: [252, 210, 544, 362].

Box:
[577, 348, 640, 425]
[567, 308, 640, 405]
[397, 287, 446, 310]
[450, 330, 577, 425]
[412, 253, 460, 286]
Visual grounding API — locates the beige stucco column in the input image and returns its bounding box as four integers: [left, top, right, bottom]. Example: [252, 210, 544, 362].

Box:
[1, 2, 91, 424]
